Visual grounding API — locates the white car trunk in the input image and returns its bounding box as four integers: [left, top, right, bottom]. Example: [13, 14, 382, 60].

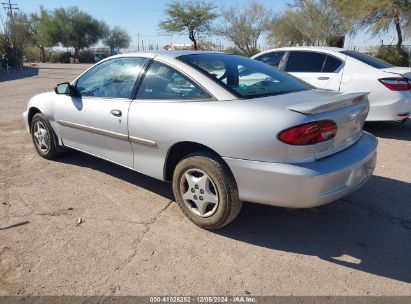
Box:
[382, 67, 411, 79]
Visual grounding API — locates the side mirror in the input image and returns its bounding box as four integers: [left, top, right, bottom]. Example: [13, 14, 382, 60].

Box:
[55, 82, 74, 96]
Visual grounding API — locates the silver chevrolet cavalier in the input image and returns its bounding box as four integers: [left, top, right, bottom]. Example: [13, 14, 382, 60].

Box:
[23, 51, 377, 229]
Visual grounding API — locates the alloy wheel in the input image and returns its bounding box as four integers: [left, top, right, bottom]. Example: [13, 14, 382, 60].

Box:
[33, 121, 50, 153]
[179, 168, 219, 217]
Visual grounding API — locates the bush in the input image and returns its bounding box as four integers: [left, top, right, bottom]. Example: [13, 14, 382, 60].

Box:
[224, 47, 248, 55]
[59, 52, 72, 63]
[78, 50, 94, 63]
[49, 52, 61, 63]
[49, 51, 72, 63]
[24, 47, 41, 62]
[375, 46, 410, 67]
[0, 53, 7, 69]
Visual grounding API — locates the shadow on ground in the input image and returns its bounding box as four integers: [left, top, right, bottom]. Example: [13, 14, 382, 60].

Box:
[54, 150, 411, 283]
[56, 150, 174, 201]
[0, 67, 39, 82]
[364, 119, 410, 141]
[219, 175, 411, 284]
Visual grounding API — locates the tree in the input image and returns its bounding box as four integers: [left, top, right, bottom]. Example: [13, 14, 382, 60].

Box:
[375, 45, 409, 66]
[159, 0, 217, 50]
[30, 7, 58, 62]
[268, 0, 348, 47]
[0, 33, 7, 66]
[268, 10, 310, 47]
[216, 1, 271, 57]
[51, 7, 108, 58]
[103, 26, 131, 54]
[333, 0, 411, 57]
[1, 12, 32, 67]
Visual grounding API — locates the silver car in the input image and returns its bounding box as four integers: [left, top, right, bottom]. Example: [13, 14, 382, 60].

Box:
[23, 51, 378, 229]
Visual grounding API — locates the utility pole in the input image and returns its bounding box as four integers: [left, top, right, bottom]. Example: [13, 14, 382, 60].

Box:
[2, 0, 18, 21]
[1, 0, 19, 40]
[2, 0, 19, 68]
[137, 33, 140, 51]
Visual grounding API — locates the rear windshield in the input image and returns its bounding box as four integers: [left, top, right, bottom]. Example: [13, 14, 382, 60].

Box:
[178, 53, 309, 98]
[340, 50, 393, 69]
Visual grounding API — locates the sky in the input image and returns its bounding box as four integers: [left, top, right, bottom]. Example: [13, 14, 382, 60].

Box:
[1, 0, 408, 51]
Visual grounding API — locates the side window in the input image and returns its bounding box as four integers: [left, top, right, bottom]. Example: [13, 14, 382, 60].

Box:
[76, 57, 147, 99]
[137, 61, 211, 100]
[323, 55, 343, 72]
[285, 51, 327, 73]
[254, 51, 286, 69]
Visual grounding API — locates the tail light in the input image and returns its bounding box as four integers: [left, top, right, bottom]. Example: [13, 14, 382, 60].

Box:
[278, 120, 337, 145]
[378, 77, 410, 91]
[352, 94, 366, 104]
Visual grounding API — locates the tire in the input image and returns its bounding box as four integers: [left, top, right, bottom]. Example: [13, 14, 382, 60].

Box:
[30, 113, 61, 159]
[172, 152, 242, 229]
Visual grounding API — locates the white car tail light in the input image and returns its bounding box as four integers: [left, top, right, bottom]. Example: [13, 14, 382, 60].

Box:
[378, 77, 410, 91]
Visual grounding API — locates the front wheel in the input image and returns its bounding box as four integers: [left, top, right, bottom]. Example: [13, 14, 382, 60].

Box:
[30, 113, 61, 159]
[172, 153, 242, 229]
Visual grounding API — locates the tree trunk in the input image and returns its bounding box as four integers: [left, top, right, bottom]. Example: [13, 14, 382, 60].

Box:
[40, 47, 45, 63]
[189, 31, 197, 50]
[394, 14, 407, 58]
[74, 48, 80, 60]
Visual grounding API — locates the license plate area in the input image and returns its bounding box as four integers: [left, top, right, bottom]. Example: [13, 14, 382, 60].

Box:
[347, 154, 376, 187]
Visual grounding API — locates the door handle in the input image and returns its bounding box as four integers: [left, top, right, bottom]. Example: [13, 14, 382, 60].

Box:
[110, 109, 122, 117]
[318, 76, 330, 80]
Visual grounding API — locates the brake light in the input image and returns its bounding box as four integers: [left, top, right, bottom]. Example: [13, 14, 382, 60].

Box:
[378, 78, 410, 91]
[352, 94, 366, 104]
[278, 120, 337, 145]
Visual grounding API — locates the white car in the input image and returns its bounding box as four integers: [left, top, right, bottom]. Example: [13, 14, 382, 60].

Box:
[253, 47, 411, 121]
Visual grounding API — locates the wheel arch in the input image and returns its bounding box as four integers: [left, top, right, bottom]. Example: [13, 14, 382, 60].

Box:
[163, 141, 231, 181]
[27, 107, 42, 132]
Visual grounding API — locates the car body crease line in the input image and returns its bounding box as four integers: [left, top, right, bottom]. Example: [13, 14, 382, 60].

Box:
[55, 119, 157, 147]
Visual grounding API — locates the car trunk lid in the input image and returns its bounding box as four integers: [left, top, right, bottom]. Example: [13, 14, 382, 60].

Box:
[382, 67, 411, 80]
[287, 91, 369, 160]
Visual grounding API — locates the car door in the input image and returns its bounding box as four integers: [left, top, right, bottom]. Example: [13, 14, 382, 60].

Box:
[284, 51, 343, 90]
[54, 57, 148, 168]
[127, 60, 214, 179]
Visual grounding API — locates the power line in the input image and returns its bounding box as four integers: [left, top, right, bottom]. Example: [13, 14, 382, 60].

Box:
[1, 0, 18, 20]
[1, 0, 18, 42]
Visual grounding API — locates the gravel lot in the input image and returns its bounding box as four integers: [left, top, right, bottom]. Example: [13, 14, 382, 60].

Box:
[0, 63, 410, 296]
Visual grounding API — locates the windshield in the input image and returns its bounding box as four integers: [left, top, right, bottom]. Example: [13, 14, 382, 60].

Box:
[340, 50, 394, 69]
[178, 53, 309, 98]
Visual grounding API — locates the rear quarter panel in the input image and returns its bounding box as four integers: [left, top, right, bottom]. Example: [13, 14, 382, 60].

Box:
[128, 99, 310, 180]
[340, 57, 397, 104]
[339, 57, 411, 120]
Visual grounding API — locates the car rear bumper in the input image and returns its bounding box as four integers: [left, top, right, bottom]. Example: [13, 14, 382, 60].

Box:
[367, 92, 411, 121]
[223, 132, 378, 208]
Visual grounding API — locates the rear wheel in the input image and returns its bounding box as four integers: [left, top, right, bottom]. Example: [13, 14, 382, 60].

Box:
[172, 153, 242, 229]
[31, 113, 61, 159]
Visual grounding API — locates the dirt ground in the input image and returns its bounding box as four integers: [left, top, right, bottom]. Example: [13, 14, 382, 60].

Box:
[0, 63, 410, 296]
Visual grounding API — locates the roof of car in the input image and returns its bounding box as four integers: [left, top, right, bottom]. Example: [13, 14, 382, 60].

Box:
[112, 50, 223, 59]
[253, 46, 348, 57]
